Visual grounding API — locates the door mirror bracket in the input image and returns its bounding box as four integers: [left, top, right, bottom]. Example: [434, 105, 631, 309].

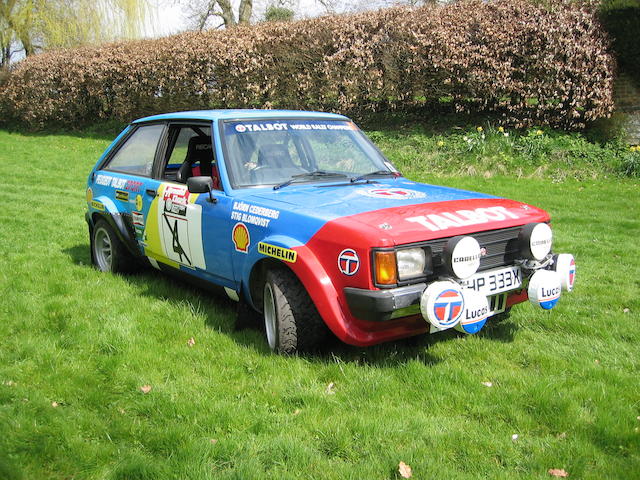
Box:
[187, 176, 217, 204]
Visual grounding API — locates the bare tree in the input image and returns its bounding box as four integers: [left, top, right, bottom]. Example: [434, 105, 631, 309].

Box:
[177, 0, 254, 30]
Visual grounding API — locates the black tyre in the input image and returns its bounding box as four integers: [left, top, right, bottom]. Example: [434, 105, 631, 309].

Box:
[263, 268, 327, 354]
[91, 219, 135, 274]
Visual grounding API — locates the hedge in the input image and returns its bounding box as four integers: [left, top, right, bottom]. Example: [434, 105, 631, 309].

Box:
[0, 0, 615, 130]
[600, 0, 640, 84]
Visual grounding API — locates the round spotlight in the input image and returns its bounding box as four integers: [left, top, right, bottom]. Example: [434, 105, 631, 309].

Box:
[444, 235, 481, 279]
[519, 223, 552, 261]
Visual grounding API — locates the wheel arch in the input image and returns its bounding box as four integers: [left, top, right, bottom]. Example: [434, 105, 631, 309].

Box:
[90, 210, 141, 258]
[246, 257, 288, 313]
[243, 240, 354, 343]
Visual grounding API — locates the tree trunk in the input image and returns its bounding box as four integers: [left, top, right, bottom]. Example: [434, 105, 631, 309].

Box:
[238, 0, 253, 24]
[217, 0, 236, 27]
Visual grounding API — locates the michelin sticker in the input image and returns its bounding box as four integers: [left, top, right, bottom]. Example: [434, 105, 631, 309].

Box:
[258, 242, 297, 263]
[91, 200, 105, 211]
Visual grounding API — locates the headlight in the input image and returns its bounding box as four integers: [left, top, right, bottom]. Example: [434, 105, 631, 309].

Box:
[396, 248, 426, 280]
[444, 235, 481, 279]
[519, 223, 552, 261]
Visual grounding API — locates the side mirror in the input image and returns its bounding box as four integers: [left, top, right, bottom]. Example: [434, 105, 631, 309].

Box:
[187, 176, 216, 203]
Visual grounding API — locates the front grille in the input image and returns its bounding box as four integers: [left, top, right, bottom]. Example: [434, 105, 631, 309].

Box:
[425, 226, 522, 275]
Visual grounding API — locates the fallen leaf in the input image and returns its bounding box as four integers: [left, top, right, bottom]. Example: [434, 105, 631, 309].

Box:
[187, 337, 196, 347]
[398, 461, 412, 478]
[511, 434, 519, 442]
[482, 381, 493, 387]
[4, 380, 16, 387]
[140, 385, 152, 394]
[209, 438, 218, 445]
[325, 382, 336, 395]
[548, 468, 569, 477]
[557, 432, 567, 439]
[51, 401, 59, 408]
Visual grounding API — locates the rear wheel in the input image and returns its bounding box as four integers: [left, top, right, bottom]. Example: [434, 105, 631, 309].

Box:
[92, 219, 135, 274]
[263, 268, 327, 354]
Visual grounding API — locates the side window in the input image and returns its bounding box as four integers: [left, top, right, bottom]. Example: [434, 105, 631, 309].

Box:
[105, 124, 164, 176]
[162, 125, 219, 189]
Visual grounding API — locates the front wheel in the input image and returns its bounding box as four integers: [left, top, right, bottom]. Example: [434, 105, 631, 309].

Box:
[91, 219, 135, 274]
[263, 268, 327, 354]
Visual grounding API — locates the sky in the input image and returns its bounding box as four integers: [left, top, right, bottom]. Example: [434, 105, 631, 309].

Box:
[148, 0, 394, 37]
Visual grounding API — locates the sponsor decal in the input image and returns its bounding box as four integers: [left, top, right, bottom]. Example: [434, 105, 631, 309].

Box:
[235, 123, 289, 133]
[232, 222, 250, 253]
[132, 211, 144, 228]
[258, 242, 297, 263]
[432, 289, 464, 326]
[135, 194, 143, 211]
[232, 121, 356, 134]
[95, 174, 143, 193]
[231, 201, 280, 228]
[406, 206, 520, 232]
[338, 249, 360, 276]
[455, 289, 490, 334]
[86, 188, 93, 204]
[163, 185, 190, 216]
[528, 269, 561, 310]
[153, 184, 206, 269]
[289, 123, 355, 131]
[95, 174, 112, 186]
[357, 188, 426, 200]
[538, 286, 560, 309]
[126, 180, 143, 193]
[569, 258, 575, 287]
[163, 214, 191, 265]
[91, 200, 105, 211]
[115, 190, 129, 202]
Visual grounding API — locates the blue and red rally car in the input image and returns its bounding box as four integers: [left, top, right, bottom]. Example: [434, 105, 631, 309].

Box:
[86, 110, 576, 353]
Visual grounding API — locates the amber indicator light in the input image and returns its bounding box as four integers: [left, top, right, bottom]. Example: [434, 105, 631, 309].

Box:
[375, 251, 398, 285]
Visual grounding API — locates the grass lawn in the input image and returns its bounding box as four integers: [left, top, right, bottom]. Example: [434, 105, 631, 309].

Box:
[0, 129, 638, 479]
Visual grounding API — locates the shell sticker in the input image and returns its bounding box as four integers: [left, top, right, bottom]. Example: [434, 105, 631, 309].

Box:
[232, 222, 250, 253]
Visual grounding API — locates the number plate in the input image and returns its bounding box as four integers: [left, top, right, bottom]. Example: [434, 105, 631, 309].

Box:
[460, 266, 522, 296]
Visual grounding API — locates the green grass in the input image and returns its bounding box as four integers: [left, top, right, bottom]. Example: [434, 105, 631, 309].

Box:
[0, 129, 639, 479]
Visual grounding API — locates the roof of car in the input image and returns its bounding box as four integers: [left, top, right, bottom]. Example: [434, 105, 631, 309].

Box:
[133, 109, 349, 124]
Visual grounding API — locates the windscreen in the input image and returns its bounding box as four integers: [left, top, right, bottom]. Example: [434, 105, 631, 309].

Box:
[222, 119, 394, 188]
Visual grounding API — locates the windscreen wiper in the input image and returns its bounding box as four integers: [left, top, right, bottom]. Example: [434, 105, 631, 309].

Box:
[273, 170, 348, 190]
[350, 170, 400, 183]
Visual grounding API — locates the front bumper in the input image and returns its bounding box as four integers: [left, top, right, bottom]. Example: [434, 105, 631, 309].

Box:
[344, 284, 426, 322]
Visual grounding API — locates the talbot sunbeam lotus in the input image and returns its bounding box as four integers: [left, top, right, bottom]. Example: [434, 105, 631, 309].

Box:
[86, 110, 576, 353]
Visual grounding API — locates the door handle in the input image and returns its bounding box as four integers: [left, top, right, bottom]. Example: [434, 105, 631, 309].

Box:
[146, 189, 156, 197]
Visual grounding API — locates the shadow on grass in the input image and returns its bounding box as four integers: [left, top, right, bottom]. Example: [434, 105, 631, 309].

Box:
[63, 243, 515, 368]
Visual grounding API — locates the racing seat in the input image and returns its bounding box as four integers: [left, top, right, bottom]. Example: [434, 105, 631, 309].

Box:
[176, 136, 214, 184]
